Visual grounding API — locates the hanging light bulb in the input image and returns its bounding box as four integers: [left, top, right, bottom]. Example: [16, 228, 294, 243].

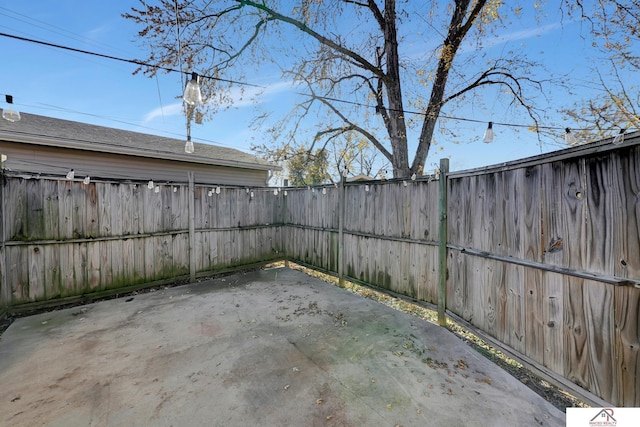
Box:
[612, 128, 626, 145]
[83, 176, 90, 185]
[342, 168, 348, 177]
[365, 184, 369, 192]
[66, 169, 75, 180]
[273, 188, 278, 195]
[483, 122, 494, 143]
[284, 190, 288, 196]
[403, 180, 408, 187]
[215, 186, 221, 194]
[322, 188, 327, 195]
[183, 72, 203, 106]
[154, 185, 160, 193]
[2, 95, 21, 122]
[565, 128, 577, 146]
[185, 135, 195, 154]
[411, 173, 417, 181]
[148, 180, 154, 189]
[173, 186, 178, 192]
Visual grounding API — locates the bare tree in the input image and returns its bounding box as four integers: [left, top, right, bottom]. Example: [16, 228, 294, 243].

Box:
[561, 0, 640, 141]
[125, 0, 551, 178]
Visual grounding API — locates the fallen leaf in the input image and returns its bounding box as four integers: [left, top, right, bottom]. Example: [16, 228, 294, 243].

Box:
[316, 398, 323, 404]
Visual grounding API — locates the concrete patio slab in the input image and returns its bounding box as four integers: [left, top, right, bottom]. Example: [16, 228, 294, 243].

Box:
[0, 267, 565, 426]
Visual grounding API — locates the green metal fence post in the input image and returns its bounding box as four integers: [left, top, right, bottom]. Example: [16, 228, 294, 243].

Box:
[438, 158, 449, 326]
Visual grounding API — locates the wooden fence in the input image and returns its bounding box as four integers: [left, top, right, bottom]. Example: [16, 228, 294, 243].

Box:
[0, 174, 283, 306]
[1, 137, 639, 407]
[283, 139, 640, 408]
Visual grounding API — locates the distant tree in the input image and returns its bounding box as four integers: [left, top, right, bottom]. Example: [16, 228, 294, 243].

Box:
[287, 146, 331, 185]
[124, 1, 560, 177]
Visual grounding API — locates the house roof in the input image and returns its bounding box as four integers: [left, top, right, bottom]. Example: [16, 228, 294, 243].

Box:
[347, 173, 375, 182]
[0, 112, 276, 171]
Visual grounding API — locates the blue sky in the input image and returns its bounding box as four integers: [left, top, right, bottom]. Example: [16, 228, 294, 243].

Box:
[0, 1, 627, 175]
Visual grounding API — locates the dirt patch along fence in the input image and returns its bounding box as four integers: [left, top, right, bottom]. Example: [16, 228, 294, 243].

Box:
[284, 137, 640, 408]
[0, 173, 284, 306]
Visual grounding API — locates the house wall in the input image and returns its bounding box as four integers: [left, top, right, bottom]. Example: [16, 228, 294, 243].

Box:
[0, 141, 270, 187]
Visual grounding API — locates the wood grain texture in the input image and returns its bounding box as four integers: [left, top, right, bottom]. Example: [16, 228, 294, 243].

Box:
[614, 286, 640, 406]
[612, 147, 640, 279]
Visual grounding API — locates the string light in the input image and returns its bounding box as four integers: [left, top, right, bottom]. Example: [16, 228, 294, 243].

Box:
[215, 186, 221, 194]
[83, 176, 90, 184]
[322, 187, 327, 195]
[66, 169, 75, 180]
[565, 128, 577, 146]
[612, 129, 626, 145]
[483, 122, 494, 143]
[154, 185, 160, 193]
[147, 180, 154, 189]
[183, 72, 203, 106]
[185, 135, 195, 154]
[2, 95, 21, 122]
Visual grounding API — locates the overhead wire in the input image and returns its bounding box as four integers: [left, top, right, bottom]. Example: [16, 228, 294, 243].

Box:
[0, 32, 264, 89]
[0, 31, 636, 135]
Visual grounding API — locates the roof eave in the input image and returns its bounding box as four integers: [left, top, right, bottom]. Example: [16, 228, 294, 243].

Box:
[0, 131, 280, 172]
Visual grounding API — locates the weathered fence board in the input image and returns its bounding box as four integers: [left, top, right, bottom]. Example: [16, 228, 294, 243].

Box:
[612, 148, 640, 279]
[0, 177, 283, 307]
[614, 285, 640, 406]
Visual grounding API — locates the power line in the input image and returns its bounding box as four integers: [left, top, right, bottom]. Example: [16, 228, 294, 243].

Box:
[0, 31, 265, 89]
[1, 31, 636, 134]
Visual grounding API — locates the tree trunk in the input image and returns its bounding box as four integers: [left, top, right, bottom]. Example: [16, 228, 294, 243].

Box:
[383, 0, 410, 178]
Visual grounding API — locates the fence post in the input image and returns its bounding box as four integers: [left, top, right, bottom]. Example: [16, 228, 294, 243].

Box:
[282, 179, 289, 268]
[437, 158, 449, 326]
[188, 171, 196, 282]
[338, 175, 346, 287]
[0, 169, 6, 309]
